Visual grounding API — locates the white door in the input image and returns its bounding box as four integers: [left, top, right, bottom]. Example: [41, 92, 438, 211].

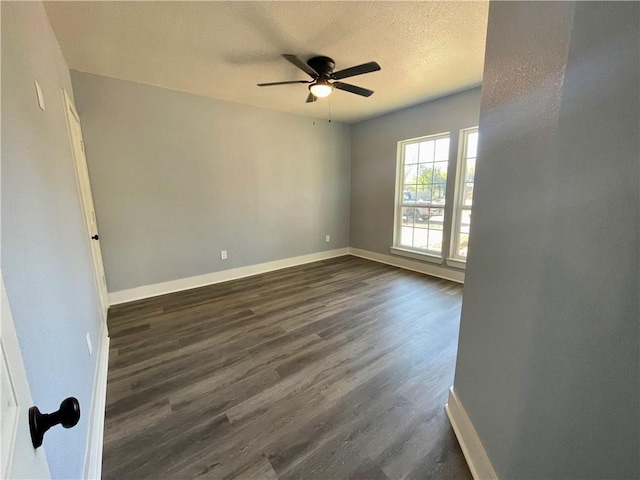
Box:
[1, 273, 51, 479]
[62, 90, 109, 322]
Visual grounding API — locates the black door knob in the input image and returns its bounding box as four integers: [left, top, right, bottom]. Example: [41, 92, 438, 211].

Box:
[29, 397, 80, 449]
[91, 234, 99, 240]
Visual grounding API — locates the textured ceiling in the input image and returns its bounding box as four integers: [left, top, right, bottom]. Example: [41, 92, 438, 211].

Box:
[44, 1, 488, 124]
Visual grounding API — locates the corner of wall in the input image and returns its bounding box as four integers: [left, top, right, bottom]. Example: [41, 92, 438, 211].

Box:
[445, 387, 498, 480]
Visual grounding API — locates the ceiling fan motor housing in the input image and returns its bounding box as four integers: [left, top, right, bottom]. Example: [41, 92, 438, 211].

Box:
[307, 56, 335, 78]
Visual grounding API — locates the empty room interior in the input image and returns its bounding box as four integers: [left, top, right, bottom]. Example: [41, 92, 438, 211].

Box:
[1, 1, 639, 479]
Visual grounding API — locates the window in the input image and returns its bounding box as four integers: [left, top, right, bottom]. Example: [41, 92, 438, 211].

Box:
[451, 127, 479, 260]
[394, 133, 450, 257]
[392, 127, 479, 267]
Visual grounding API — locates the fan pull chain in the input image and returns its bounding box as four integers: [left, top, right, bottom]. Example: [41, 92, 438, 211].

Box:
[328, 95, 332, 123]
[313, 93, 318, 125]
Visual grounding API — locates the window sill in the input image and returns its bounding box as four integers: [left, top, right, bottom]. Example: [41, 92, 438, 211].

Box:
[445, 257, 467, 269]
[390, 247, 443, 264]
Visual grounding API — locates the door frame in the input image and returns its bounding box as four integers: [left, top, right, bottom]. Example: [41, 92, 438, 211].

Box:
[62, 89, 109, 323]
[1, 272, 51, 479]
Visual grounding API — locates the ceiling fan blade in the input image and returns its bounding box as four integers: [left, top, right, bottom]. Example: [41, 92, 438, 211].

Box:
[257, 80, 310, 87]
[332, 61, 381, 80]
[306, 92, 317, 103]
[333, 81, 374, 97]
[283, 54, 318, 77]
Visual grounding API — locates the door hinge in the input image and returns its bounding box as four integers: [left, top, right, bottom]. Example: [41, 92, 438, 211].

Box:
[80, 140, 85, 153]
[102, 275, 106, 286]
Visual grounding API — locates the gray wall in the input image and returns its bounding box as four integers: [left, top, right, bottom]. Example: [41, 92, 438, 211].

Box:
[350, 88, 481, 267]
[1, 2, 104, 478]
[70, 72, 352, 293]
[453, 2, 639, 479]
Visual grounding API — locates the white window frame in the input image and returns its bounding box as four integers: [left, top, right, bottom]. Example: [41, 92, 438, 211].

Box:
[392, 132, 451, 261]
[448, 126, 479, 266]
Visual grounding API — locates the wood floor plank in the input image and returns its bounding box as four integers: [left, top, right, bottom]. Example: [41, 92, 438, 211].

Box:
[164, 388, 328, 479]
[102, 255, 471, 479]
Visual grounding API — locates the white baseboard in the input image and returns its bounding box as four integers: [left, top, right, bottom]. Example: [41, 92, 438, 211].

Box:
[445, 387, 498, 480]
[83, 325, 110, 480]
[108, 248, 350, 305]
[348, 247, 465, 283]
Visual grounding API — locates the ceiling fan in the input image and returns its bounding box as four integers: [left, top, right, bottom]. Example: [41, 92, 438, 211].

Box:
[258, 54, 381, 103]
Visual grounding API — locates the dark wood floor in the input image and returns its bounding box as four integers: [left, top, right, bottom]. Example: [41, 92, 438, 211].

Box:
[103, 255, 471, 480]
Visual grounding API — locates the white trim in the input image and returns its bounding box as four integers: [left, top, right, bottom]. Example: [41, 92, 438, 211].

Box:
[108, 248, 350, 305]
[349, 247, 464, 283]
[83, 325, 110, 480]
[392, 140, 404, 248]
[390, 247, 443, 264]
[445, 257, 467, 269]
[450, 126, 478, 262]
[445, 387, 498, 480]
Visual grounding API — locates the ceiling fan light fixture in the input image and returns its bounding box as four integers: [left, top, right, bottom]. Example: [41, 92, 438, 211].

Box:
[309, 80, 333, 98]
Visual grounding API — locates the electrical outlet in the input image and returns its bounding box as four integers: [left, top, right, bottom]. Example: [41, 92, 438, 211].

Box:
[220, 250, 228, 260]
[325, 235, 331, 243]
[85, 333, 93, 356]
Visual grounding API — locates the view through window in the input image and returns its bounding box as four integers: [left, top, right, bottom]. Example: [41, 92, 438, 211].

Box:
[394, 128, 479, 263]
[452, 128, 478, 259]
[395, 133, 450, 256]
